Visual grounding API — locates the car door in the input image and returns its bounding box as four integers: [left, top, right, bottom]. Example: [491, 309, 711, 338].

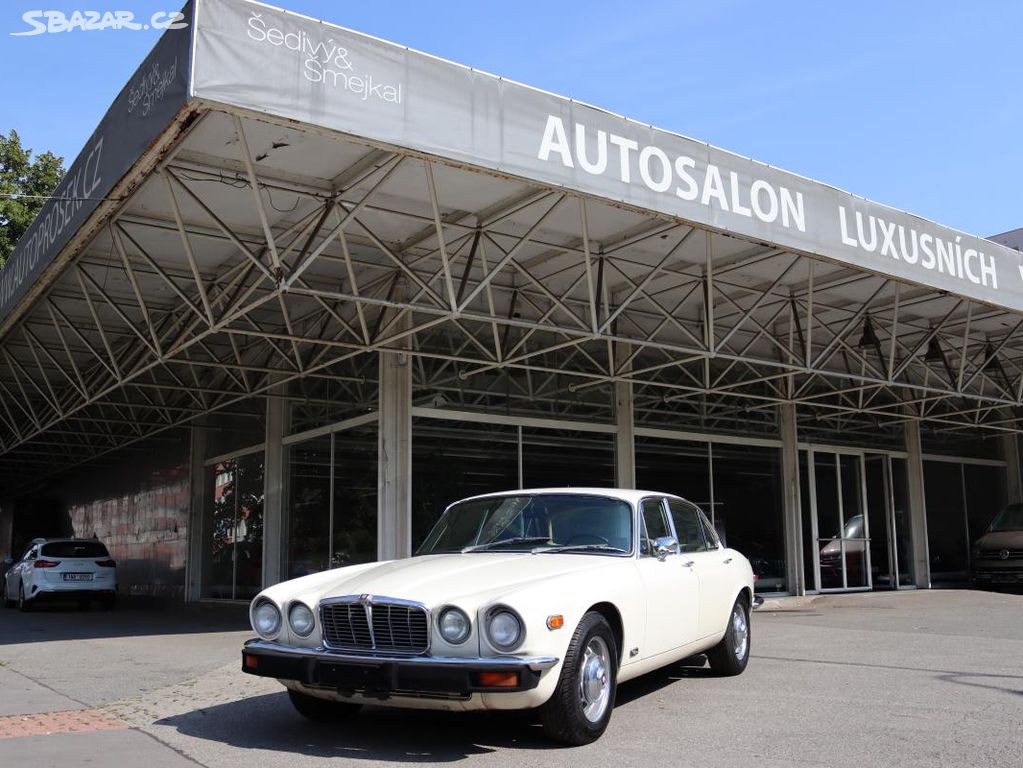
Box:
[634, 497, 700, 658]
[667, 499, 735, 640]
[12, 545, 36, 598]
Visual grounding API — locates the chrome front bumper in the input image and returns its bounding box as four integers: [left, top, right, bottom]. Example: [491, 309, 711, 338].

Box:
[242, 639, 559, 697]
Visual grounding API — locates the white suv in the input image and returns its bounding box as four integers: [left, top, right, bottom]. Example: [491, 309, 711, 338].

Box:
[3, 538, 118, 610]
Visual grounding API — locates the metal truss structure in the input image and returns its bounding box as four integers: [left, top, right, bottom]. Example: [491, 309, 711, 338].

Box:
[1, 107, 1021, 487]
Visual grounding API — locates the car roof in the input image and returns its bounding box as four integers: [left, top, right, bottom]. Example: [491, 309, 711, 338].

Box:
[34, 538, 105, 545]
[454, 487, 689, 506]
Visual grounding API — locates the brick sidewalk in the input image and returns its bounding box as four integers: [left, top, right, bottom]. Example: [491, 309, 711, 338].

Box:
[0, 708, 128, 740]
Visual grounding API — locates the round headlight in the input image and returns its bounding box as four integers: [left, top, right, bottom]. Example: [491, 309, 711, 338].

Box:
[252, 599, 282, 639]
[438, 607, 471, 644]
[289, 602, 315, 637]
[487, 608, 523, 650]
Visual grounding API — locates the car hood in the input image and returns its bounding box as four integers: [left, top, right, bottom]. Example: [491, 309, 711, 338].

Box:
[286, 553, 618, 608]
[975, 530, 1023, 550]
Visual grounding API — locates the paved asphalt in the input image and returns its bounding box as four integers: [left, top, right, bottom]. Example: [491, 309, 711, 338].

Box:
[0, 590, 1020, 768]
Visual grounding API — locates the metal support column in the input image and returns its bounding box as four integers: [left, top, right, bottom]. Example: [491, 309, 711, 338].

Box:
[1002, 433, 1022, 505]
[778, 403, 804, 595]
[615, 379, 636, 489]
[184, 423, 206, 602]
[903, 418, 931, 588]
[262, 388, 287, 588]
[378, 330, 412, 561]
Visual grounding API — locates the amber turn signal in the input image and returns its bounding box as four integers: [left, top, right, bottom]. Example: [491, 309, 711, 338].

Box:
[546, 614, 564, 630]
[478, 671, 519, 688]
[243, 654, 259, 670]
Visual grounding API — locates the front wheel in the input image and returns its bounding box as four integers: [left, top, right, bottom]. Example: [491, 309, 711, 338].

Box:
[707, 595, 751, 676]
[287, 689, 361, 721]
[539, 611, 618, 745]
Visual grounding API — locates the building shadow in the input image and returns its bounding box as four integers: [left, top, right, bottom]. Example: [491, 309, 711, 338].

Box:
[0, 599, 249, 645]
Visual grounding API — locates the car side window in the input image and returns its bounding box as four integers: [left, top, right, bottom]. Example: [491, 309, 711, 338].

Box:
[640, 498, 670, 556]
[667, 500, 710, 553]
[697, 508, 721, 549]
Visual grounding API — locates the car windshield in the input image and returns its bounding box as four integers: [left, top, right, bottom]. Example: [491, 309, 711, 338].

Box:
[416, 494, 633, 555]
[988, 504, 1023, 532]
[40, 541, 109, 558]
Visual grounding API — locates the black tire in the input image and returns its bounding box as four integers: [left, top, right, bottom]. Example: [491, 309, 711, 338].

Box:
[287, 688, 361, 722]
[539, 611, 618, 745]
[101, 594, 116, 611]
[707, 595, 751, 676]
[17, 583, 32, 612]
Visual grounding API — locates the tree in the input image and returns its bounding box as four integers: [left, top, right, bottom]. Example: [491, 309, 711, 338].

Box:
[0, 129, 65, 269]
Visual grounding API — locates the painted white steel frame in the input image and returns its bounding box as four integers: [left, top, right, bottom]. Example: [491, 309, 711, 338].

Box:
[0, 105, 1021, 497]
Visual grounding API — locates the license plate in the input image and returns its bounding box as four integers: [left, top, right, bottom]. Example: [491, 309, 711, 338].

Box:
[62, 573, 93, 582]
[319, 662, 392, 691]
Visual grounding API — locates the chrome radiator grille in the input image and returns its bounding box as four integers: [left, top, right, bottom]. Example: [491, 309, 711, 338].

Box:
[320, 597, 429, 654]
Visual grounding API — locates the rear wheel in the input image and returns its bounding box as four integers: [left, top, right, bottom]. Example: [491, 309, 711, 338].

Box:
[539, 611, 618, 745]
[17, 583, 32, 612]
[287, 689, 361, 721]
[707, 595, 750, 676]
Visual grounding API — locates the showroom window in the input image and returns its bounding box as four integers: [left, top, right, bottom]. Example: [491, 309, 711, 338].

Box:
[285, 424, 378, 579]
[411, 419, 519, 550]
[202, 448, 265, 600]
[411, 417, 616, 551]
[924, 459, 1005, 584]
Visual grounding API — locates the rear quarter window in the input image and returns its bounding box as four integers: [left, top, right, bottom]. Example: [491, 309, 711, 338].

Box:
[40, 541, 110, 558]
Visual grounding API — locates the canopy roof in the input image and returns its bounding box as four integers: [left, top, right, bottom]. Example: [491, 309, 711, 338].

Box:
[1, 0, 1021, 488]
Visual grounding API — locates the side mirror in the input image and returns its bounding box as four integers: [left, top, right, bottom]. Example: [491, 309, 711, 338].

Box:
[654, 536, 680, 561]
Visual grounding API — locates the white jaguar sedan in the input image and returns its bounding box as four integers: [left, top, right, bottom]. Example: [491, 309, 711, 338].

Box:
[242, 488, 755, 744]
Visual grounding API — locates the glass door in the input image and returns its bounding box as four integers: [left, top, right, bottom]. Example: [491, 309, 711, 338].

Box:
[806, 450, 872, 591]
[865, 455, 896, 589]
[864, 454, 915, 589]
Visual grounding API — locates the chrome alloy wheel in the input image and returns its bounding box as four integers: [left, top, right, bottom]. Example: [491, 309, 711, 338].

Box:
[578, 635, 612, 723]
[731, 604, 749, 661]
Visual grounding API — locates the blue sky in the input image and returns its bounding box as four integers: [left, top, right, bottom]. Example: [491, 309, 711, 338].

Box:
[1, 1, 1020, 238]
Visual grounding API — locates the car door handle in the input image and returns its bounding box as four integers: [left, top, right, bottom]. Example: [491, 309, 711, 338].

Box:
[723, 557, 733, 564]
[681, 560, 695, 568]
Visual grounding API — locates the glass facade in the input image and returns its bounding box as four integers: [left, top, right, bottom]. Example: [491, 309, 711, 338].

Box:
[635, 437, 711, 510]
[636, 436, 785, 593]
[713, 444, 786, 593]
[924, 460, 1006, 584]
[184, 375, 1013, 601]
[203, 451, 265, 600]
[285, 426, 377, 579]
[409, 420, 615, 551]
[521, 428, 615, 490]
[411, 419, 519, 550]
